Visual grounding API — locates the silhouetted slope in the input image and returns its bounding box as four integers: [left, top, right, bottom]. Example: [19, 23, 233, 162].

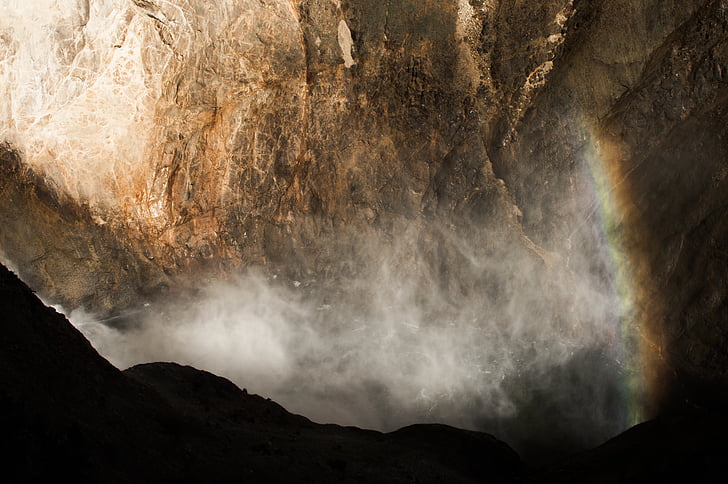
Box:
[0, 263, 523, 482]
[3, 261, 727, 483]
[0, 263, 195, 481]
[534, 412, 728, 483]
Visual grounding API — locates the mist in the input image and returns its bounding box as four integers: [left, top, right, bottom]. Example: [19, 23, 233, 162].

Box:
[68, 221, 631, 458]
[1, 0, 635, 457]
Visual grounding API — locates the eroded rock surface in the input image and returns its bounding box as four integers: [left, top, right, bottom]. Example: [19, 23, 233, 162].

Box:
[1, 0, 536, 311]
[1, 0, 727, 436]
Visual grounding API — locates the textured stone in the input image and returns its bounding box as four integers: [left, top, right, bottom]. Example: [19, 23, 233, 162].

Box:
[1, 0, 727, 425]
[1, 0, 531, 313]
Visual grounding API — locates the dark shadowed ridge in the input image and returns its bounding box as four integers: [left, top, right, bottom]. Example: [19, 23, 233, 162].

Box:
[0, 262, 525, 483]
[3, 261, 727, 482]
[533, 412, 728, 483]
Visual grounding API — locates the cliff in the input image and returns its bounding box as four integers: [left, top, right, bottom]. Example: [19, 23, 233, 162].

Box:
[1, 0, 727, 438]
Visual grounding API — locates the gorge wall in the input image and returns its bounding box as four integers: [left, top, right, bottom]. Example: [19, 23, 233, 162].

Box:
[1, 0, 726, 454]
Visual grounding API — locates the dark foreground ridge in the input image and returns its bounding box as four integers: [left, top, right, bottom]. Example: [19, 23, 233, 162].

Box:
[0, 262, 521, 483]
[1, 262, 726, 483]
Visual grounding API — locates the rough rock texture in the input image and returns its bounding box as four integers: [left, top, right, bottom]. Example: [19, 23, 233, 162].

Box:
[484, 0, 728, 413]
[0, 0, 538, 312]
[0, 262, 524, 482]
[1, 0, 727, 431]
[599, 0, 728, 414]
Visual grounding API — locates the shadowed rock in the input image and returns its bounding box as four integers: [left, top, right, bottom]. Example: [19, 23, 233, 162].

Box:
[0, 262, 523, 482]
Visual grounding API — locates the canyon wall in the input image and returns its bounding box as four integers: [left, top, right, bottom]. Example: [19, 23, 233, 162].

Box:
[1, 0, 726, 426]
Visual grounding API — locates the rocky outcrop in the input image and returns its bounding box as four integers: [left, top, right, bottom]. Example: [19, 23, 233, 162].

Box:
[0, 0, 534, 312]
[0, 260, 198, 481]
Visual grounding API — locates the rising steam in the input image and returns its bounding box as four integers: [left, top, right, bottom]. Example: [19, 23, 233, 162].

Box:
[69, 225, 630, 457]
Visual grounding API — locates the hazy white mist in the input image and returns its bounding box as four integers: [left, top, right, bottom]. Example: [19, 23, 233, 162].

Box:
[69, 226, 629, 454]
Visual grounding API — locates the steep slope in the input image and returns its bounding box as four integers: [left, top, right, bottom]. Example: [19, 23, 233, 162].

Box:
[0, 0, 630, 453]
[0, 262, 523, 482]
[535, 411, 728, 483]
[0, 262, 194, 481]
[599, 0, 728, 413]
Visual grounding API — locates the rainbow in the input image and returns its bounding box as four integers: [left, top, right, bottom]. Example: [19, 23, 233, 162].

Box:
[580, 120, 666, 427]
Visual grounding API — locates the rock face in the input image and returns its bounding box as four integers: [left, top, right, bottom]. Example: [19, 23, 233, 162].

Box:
[1, 0, 727, 440]
[487, 0, 728, 414]
[0, 0, 555, 313]
[599, 1, 728, 414]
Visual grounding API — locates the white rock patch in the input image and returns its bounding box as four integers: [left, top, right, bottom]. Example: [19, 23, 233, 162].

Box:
[337, 19, 356, 68]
